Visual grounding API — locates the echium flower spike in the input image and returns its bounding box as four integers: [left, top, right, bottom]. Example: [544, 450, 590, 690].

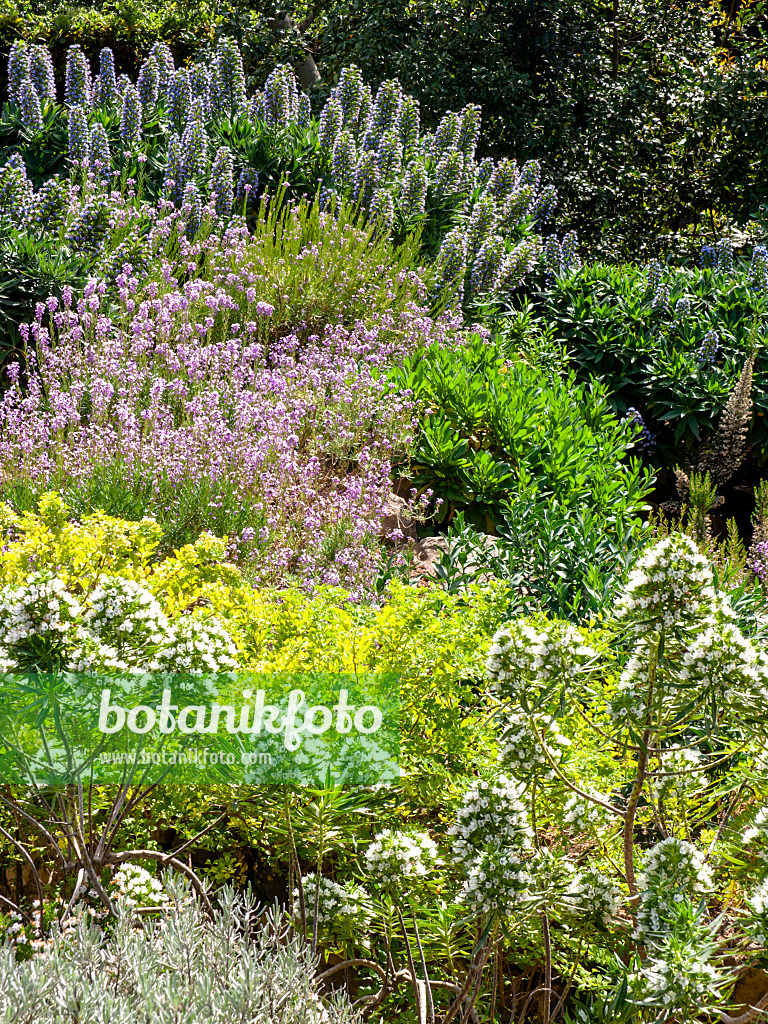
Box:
[189, 64, 210, 117]
[647, 258, 663, 294]
[466, 193, 498, 257]
[264, 64, 298, 126]
[715, 238, 734, 276]
[543, 235, 562, 273]
[698, 329, 719, 365]
[65, 44, 91, 108]
[120, 84, 142, 149]
[532, 184, 557, 222]
[519, 159, 541, 195]
[30, 176, 69, 229]
[396, 95, 420, 152]
[675, 296, 691, 321]
[68, 104, 91, 166]
[477, 157, 494, 188]
[457, 103, 481, 159]
[163, 132, 183, 201]
[488, 158, 518, 203]
[370, 188, 395, 237]
[751, 245, 768, 290]
[215, 36, 246, 114]
[352, 149, 379, 207]
[209, 145, 234, 218]
[181, 181, 203, 239]
[0, 154, 32, 217]
[434, 147, 463, 193]
[90, 122, 111, 179]
[369, 79, 403, 149]
[497, 237, 540, 292]
[337, 65, 366, 128]
[435, 226, 468, 303]
[431, 110, 460, 159]
[117, 74, 131, 96]
[137, 55, 160, 107]
[399, 160, 427, 220]
[7, 41, 30, 106]
[652, 281, 670, 310]
[180, 110, 208, 180]
[469, 233, 506, 298]
[168, 69, 191, 132]
[297, 92, 311, 127]
[627, 407, 655, 452]
[700, 243, 716, 269]
[18, 78, 43, 134]
[332, 130, 357, 189]
[376, 128, 402, 182]
[29, 45, 56, 107]
[235, 167, 258, 210]
[98, 48, 117, 106]
[249, 91, 266, 124]
[149, 42, 175, 102]
[561, 231, 580, 271]
[319, 94, 343, 149]
[499, 184, 534, 229]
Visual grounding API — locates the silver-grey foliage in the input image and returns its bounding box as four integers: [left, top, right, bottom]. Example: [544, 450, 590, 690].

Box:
[0, 881, 359, 1024]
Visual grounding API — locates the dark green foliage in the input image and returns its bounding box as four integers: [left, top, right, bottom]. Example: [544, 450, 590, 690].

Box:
[533, 262, 768, 464]
[395, 330, 654, 534]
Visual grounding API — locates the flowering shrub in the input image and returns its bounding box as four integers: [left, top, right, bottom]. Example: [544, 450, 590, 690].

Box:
[363, 829, 439, 889]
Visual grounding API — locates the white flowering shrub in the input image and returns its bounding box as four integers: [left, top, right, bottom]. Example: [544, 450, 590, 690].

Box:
[744, 879, 768, 946]
[0, 574, 82, 670]
[461, 846, 536, 917]
[85, 576, 170, 660]
[562, 789, 613, 835]
[635, 838, 714, 943]
[447, 774, 533, 863]
[568, 867, 624, 925]
[154, 614, 239, 674]
[363, 829, 439, 889]
[614, 533, 717, 632]
[296, 874, 371, 941]
[486, 619, 596, 705]
[110, 863, 170, 912]
[497, 714, 569, 782]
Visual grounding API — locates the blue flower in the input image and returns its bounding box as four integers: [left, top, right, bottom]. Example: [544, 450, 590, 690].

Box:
[120, 84, 142, 149]
[179, 106, 208, 180]
[168, 68, 191, 133]
[65, 196, 111, 251]
[213, 36, 246, 115]
[652, 281, 670, 310]
[435, 226, 468, 302]
[698, 329, 719, 365]
[209, 145, 234, 217]
[466, 194, 498, 258]
[18, 78, 43, 134]
[714, 238, 734, 275]
[181, 181, 203, 238]
[532, 184, 557, 223]
[319, 94, 343, 149]
[30, 176, 70, 229]
[337, 65, 366, 129]
[497, 238, 540, 292]
[137, 55, 160, 107]
[29, 45, 56, 107]
[370, 188, 395, 236]
[675, 296, 691, 321]
[430, 110, 460, 160]
[368, 79, 403, 149]
[235, 167, 258, 210]
[626, 408, 655, 451]
[376, 128, 402, 182]
[7, 42, 30, 106]
[65, 45, 92, 108]
[487, 158, 519, 203]
[434, 146, 463, 194]
[396, 95, 420, 152]
[297, 93, 311, 127]
[399, 160, 427, 220]
[457, 103, 481, 160]
[90, 122, 112, 179]
[332, 130, 357, 189]
[264, 64, 298, 125]
[476, 157, 494, 189]
[353, 149, 379, 207]
[68, 104, 91, 167]
[189, 64, 210, 117]
[750, 245, 768, 289]
[148, 42, 175, 103]
[647, 258, 663, 295]
[98, 47, 117, 106]
[469, 233, 506, 298]
[0, 154, 33, 217]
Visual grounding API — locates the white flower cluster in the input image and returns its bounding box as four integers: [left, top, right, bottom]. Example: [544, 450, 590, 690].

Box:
[296, 873, 371, 936]
[85, 575, 169, 658]
[640, 945, 723, 1013]
[154, 614, 239, 674]
[608, 646, 654, 725]
[614, 534, 716, 632]
[563, 789, 612, 835]
[568, 867, 623, 923]
[486, 619, 595, 700]
[110, 863, 169, 910]
[0, 574, 82, 668]
[461, 846, 535, 917]
[745, 879, 768, 946]
[447, 775, 533, 863]
[497, 714, 569, 782]
[635, 838, 714, 942]
[363, 829, 439, 889]
[680, 607, 767, 704]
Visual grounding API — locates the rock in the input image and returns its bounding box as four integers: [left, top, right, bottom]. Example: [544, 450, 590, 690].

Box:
[379, 494, 418, 543]
[411, 535, 449, 575]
